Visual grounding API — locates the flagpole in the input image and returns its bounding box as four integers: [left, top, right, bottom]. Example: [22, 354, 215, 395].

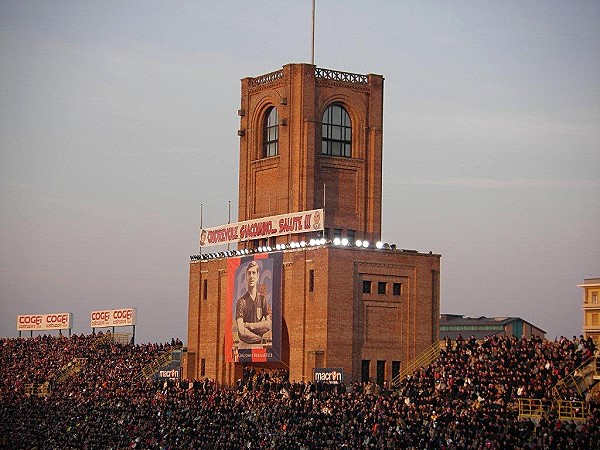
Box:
[311, 0, 316, 65]
[227, 200, 231, 252]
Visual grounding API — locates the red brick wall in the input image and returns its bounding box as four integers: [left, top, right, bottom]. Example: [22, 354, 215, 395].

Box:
[184, 65, 439, 386]
[186, 247, 440, 386]
[237, 64, 383, 245]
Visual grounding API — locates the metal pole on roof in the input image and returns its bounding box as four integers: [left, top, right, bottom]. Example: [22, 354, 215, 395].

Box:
[311, 0, 316, 65]
[323, 183, 326, 239]
[199, 203, 203, 255]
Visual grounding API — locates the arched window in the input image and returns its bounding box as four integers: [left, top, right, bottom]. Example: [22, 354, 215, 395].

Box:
[262, 106, 279, 157]
[321, 103, 351, 157]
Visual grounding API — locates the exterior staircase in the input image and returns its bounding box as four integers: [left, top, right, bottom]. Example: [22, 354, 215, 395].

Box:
[390, 341, 441, 387]
[137, 347, 182, 381]
[518, 356, 599, 421]
[22, 333, 123, 397]
[52, 357, 88, 383]
[552, 356, 599, 399]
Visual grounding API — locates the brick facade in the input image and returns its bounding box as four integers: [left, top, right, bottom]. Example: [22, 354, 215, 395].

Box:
[187, 246, 440, 385]
[186, 64, 441, 386]
[238, 64, 383, 246]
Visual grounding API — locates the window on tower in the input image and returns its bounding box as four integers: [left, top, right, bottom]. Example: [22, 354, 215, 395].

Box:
[263, 106, 279, 157]
[321, 103, 352, 157]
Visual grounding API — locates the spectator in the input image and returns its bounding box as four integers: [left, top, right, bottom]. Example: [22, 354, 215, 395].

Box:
[1, 333, 598, 449]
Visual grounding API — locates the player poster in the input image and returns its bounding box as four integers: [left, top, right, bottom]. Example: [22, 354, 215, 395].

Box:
[225, 252, 282, 363]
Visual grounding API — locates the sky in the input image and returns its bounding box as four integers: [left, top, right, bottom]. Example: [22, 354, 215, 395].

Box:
[1, 1, 599, 344]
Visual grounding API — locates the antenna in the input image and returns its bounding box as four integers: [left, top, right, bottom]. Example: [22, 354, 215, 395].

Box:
[227, 200, 231, 251]
[311, 0, 316, 65]
[323, 183, 326, 238]
[199, 203, 203, 254]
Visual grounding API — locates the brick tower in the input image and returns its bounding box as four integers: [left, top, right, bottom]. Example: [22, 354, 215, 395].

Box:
[186, 64, 440, 387]
[237, 64, 383, 246]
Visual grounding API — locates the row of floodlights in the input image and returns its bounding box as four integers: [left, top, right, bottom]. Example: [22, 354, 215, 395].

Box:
[190, 239, 409, 261]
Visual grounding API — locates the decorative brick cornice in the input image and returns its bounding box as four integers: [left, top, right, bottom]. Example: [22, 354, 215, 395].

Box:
[249, 69, 284, 87]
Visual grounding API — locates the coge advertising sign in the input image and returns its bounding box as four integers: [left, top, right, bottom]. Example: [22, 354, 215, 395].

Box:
[90, 308, 137, 328]
[16, 313, 73, 331]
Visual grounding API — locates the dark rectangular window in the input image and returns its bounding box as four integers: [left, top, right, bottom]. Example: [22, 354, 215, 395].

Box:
[362, 280, 371, 294]
[309, 270, 315, 292]
[324, 228, 330, 239]
[393, 282, 402, 296]
[334, 228, 342, 238]
[346, 229, 356, 243]
[376, 360, 386, 386]
[392, 361, 401, 381]
[361, 360, 370, 383]
[200, 358, 206, 377]
[203, 279, 208, 300]
[378, 282, 387, 295]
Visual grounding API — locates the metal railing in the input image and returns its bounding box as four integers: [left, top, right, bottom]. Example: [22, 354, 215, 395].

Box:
[518, 398, 589, 421]
[250, 69, 284, 87]
[22, 333, 114, 396]
[315, 68, 368, 84]
[552, 356, 598, 398]
[390, 341, 441, 387]
[53, 357, 88, 384]
[24, 382, 50, 397]
[137, 348, 180, 381]
[249, 67, 369, 87]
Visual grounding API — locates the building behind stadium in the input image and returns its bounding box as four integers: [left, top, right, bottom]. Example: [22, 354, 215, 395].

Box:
[580, 277, 600, 345]
[184, 63, 441, 386]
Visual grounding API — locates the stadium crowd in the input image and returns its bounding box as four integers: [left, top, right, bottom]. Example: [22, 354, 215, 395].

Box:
[0, 332, 598, 449]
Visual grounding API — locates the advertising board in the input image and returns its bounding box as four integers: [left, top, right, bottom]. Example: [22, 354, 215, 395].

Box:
[16, 313, 73, 331]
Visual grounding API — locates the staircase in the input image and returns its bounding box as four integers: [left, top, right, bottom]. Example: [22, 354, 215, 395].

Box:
[22, 333, 118, 397]
[552, 356, 599, 399]
[517, 356, 599, 421]
[390, 341, 441, 387]
[52, 357, 88, 383]
[137, 347, 182, 381]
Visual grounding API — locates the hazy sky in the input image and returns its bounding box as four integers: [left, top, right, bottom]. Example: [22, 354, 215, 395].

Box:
[1, 1, 599, 344]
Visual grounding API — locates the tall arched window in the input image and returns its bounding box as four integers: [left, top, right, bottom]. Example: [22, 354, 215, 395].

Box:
[321, 103, 351, 157]
[262, 106, 279, 157]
